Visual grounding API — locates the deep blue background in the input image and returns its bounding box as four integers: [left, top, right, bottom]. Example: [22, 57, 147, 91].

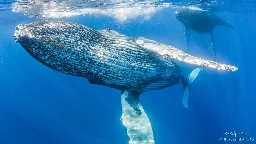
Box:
[0, 1, 256, 144]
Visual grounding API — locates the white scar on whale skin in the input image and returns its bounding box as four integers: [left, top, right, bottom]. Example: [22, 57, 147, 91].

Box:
[136, 38, 238, 72]
[121, 91, 154, 144]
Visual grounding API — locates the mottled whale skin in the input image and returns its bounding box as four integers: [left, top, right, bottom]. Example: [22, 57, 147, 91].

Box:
[175, 6, 234, 58]
[13, 20, 238, 95]
[14, 21, 184, 95]
[13, 21, 238, 144]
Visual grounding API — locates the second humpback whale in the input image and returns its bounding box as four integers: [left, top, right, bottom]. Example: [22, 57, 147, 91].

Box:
[13, 21, 237, 144]
[175, 6, 234, 59]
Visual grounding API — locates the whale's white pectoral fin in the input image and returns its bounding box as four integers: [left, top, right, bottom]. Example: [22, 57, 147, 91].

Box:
[136, 38, 238, 72]
[121, 90, 155, 144]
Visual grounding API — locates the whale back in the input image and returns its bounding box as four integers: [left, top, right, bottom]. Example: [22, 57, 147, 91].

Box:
[14, 21, 183, 93]
[176, 8, 216, 32]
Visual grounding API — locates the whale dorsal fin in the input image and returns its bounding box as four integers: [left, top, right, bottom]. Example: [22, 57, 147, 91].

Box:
[135, 37, 238, 72]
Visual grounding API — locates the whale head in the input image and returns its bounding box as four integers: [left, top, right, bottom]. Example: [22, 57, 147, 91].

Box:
[175, 8, 194, 26]
[175, 6, 212, 30]
[14, 23, 71, 73]
[14, 24, 42, 57]
[13, 22, 71, 65]
[13, 21, 99, 75]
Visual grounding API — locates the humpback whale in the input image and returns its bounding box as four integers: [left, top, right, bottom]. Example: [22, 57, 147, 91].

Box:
[175, 6, 234, 59]
[13, 21, 237, 144]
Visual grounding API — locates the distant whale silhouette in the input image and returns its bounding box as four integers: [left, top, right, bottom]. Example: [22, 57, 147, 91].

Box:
[175, 6, 234, 59]
[13, 21, 238, 144]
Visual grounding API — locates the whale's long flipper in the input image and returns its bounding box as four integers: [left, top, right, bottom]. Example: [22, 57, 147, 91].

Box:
[210, 31, 216, 59]
[121, 90, 155, 144]
[185, 27, 190, 50]
[135, 38, 238, 72]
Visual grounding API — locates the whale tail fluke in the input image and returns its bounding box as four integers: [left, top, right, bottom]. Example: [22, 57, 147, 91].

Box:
[182, 68, 202, 108]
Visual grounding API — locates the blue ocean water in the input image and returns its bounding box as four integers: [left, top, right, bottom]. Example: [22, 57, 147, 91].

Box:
[0, 0, 255, 144]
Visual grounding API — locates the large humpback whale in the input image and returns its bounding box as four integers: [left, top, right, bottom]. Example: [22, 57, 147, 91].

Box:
[175, 6, 234, 59]
[13, 21, 237, 144]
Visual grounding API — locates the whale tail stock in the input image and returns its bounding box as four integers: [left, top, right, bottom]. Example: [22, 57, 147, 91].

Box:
[219, 20, 234, 30]
[182, 68, 202, 108]
[213, 14, 234, 30]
